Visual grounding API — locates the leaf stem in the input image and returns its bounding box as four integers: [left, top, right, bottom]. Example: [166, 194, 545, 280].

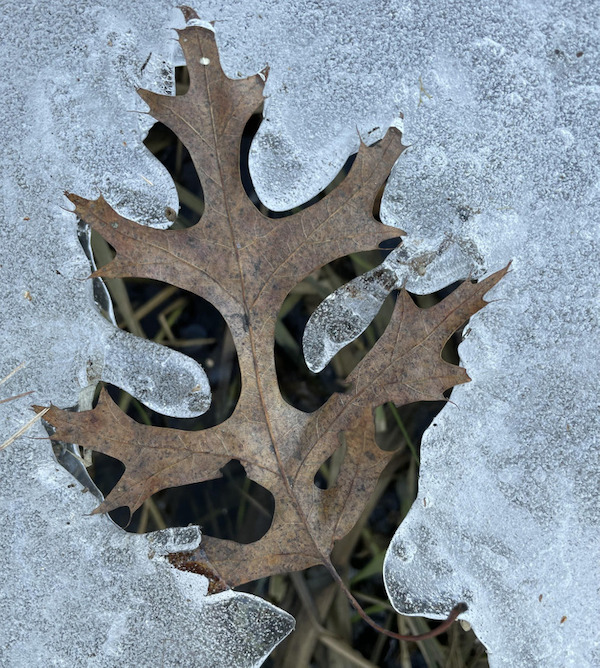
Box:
[326, 563, 467, 642]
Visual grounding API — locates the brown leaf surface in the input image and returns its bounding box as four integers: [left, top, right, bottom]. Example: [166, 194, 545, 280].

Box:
[43, 26, 508, 587]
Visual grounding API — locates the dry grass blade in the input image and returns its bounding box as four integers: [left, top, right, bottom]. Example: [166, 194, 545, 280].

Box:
[1, 407, 49, 451]
[0, 361, 26, 386]
[318, 634, 380, 668]
[0, 390, 34, 405]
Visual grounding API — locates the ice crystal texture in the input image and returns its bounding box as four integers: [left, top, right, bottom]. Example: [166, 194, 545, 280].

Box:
[1, 0, 598, 666]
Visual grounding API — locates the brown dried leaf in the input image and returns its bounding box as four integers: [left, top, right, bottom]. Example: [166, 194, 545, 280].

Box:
[43, 26, 507, 587]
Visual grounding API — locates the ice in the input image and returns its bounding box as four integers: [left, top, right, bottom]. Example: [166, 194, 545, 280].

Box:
[102, 328, 211, 417]
[0, 0, 211, 415]
[192, 1, 412, 211]
[0, 416, 293, 666]
[2, 0, 598, 665]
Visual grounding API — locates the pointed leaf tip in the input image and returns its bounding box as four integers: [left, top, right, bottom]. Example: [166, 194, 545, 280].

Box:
[178, 5, 200, 23]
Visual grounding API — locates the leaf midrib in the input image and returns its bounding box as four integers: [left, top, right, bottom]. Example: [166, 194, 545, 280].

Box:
[197, 34, 323, 559]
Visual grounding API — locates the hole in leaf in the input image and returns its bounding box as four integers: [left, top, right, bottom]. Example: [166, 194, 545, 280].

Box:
[276, 250, 396, 412]
[174, 64, 190, 96]
[86, 272, 241, 429]
[240, 109, 263, 210]
[314, 439, 347, 490]
[372, 180, 387, 223]
[87, 451, 129, 527]
[407, 279, 464, 308]
[374, 400, 447, 454]
[194, 459, 275, 543]
[276, 274, 468, 416]
[92, 455, 274, 542]
[143, 122, 204, 228]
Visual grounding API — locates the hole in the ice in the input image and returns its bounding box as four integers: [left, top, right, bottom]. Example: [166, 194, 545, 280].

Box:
[343, 402, 443, 649]
[92, 457, 275, 541]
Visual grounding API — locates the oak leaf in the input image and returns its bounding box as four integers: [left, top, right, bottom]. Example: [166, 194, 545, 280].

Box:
[43, 26, 507, 587]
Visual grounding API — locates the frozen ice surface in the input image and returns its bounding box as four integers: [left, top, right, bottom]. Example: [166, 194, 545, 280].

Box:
[192, 1, 412, 211]
[2, 0, 599, 665]
[3, 2, 184, 227]
[1, 0, 213, 417]
[102, 328, 211, 417]
[272, 2, 598, 665]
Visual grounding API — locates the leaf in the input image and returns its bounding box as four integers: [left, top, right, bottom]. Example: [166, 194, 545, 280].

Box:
[43, 26, 508, 587]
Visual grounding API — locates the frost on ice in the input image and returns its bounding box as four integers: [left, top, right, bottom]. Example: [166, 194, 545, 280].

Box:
[1, 0, 599, 666]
